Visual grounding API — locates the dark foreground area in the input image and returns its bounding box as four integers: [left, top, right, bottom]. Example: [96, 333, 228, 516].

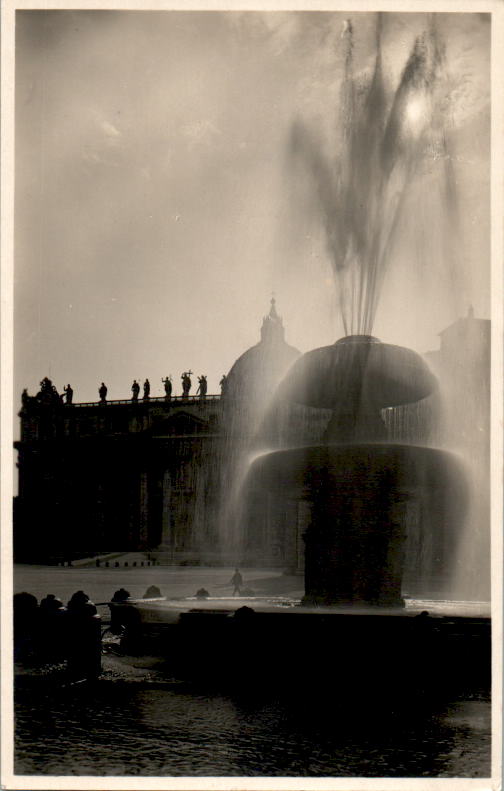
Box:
[12, 565, 491, 778]
[15, 661, 490, 778]
[14, 612, 491, 778]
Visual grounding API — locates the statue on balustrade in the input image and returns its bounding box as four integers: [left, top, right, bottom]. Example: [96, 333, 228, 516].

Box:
[63, 384, 73, 405]
[143, 379, 150, 400]
[197, 375, 207, 401]
[162, 376, 172, 401]
[181, 371, 192, 398]
[36, 377, 61, 406]
[99, 383, 107, 403]
[131, 380, 140, 401]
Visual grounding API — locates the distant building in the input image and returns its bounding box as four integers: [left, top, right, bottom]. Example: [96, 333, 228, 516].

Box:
[14, 299, 301, 565]
[425, 306, 490, 462]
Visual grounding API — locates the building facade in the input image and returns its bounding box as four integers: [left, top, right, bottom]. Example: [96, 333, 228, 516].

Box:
[14, 300, 301, 565]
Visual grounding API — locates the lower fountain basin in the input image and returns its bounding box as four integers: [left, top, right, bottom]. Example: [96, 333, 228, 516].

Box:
[248, 443, 462, 496]
[246, 444, 467, 607]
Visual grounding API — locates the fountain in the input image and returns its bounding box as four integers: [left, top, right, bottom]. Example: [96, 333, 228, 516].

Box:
[247, 334, 467, 607]
[121, 18, 488, 697]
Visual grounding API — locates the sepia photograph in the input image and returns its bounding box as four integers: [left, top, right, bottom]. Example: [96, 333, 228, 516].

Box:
[1, 2, 502, 788]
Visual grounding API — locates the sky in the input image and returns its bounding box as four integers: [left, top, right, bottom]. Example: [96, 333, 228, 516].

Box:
[14, 10, 490, 405]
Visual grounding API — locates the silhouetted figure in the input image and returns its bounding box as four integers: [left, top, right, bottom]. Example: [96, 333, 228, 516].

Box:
[63, 384, 73, 404]
[197, 375, 207, 401]
[143, 379, 150, 400]
[21, 388, 29, 407]
[143, 585, 162, 598]
[162, 376, 172, 401]
[219, 375, 228, 395]
[111, 588, 131, 602]
[181, 371, 192, 397]
[66, 591, 101, 680]
[131, 379, 140, 401]
[231, 569, 243, 597]
[195, 588, 210, 599]
[99, 382, 107, 403]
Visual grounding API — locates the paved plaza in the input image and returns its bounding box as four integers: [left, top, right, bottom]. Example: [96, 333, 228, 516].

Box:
[13, 564, 305, 608]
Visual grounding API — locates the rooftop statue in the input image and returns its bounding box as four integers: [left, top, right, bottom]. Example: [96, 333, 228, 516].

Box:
[162, 376, 172, 399]
[143, 379, 151, 400]
[181, 371, 192, 398]
[36, 377, 61, 407]
[131, 380, 140, 401]
[197, 375, 207, 400]
[99, 383, 108, 403]
[63, 384, 73, 405]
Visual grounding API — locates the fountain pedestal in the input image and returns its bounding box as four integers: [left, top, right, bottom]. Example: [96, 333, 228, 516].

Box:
[304, 468, 407, 607]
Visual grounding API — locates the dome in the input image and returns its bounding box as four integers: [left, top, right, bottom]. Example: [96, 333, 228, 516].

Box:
[222, 299, 300, 433]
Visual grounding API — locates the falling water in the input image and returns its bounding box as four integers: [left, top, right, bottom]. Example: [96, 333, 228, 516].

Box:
[290, 15, 458, 336]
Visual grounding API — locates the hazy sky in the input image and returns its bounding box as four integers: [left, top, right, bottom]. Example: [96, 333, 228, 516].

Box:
[15, 10, 490, 404]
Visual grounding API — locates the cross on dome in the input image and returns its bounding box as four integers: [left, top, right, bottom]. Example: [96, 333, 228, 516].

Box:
[261, 295, 284, 343]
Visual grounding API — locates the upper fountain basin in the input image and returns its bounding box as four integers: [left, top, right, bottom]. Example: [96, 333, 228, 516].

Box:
[275, 335, 437, 410]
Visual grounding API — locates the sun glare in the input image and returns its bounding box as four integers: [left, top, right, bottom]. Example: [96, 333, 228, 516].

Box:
[405, 94, 429, 131]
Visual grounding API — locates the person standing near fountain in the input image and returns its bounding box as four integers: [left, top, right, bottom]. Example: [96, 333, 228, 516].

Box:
[230, 568, 243, 596]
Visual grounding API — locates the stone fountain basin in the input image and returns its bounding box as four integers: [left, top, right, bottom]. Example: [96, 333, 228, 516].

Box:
[114, 598, 490, 701]
[274, 337, 437, 410]
[120, 595, 490, 623]
[247, 442, 464, 499]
